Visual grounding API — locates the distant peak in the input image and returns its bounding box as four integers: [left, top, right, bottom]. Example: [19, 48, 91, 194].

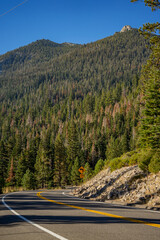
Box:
[120, 25, 132, 33]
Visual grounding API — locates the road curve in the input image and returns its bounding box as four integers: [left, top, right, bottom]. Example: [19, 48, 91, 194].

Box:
[0, 189, 160, 240]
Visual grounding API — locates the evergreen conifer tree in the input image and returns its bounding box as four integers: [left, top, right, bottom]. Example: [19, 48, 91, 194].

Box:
[35, 144, 52, 188]
[94, 159, 104, 175]
[83, 162, 92, 182]
[6, 158, 15, 186]
[0, 141, 8, 190]
[71, 157, 80, 185]
[132, 0, 160, 149]
[67, 120, 81, 180]
[22, 169, 36, 190]
[54, 134, 67, 187]
[15, 153, 27, 186]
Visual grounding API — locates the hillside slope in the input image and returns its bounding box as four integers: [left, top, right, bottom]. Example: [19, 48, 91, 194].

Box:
[0, 28, 153, 190]
[72, 166, 160, 210]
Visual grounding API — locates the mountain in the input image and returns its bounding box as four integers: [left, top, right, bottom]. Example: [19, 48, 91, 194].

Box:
[0, 39, 78, 72]
[0, 28, 152, 190]
[0, 29, 150, 102]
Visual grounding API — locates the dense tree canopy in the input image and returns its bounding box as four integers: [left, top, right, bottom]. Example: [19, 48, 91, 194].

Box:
[0, 23, 158, 191]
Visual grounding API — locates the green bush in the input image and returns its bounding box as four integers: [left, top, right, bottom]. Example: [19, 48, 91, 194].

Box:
[138, 149, 154, 172]
[148, 152, 160, 173]
[109, 157, 129, 172]
[109, 158, 120, 171]
[97, 149, 159, 174]
[129, 152, 140, 165]
[104, 159, 110, 168]
[118, 158, 129, 168]
[94, 159, 104, 175]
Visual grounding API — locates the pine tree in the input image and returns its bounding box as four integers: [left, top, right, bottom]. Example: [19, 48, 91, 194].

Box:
[22, 169, 36, 190]
[106, 137, 121, 160]
[67, 120, 81, 179]
[35, 144, 52, 188]
[139, 66, 160, 148]
[0, 141, 8, 189]
[131, 1, 160, 11]
[83, 162, 92, 182]
[94, 159, 104, 175]
[15, 153, 27, 186]
[121, 129, 130, 153]
[6, 158, 15, 186]
[12, 132, 22, 158]
[54, 134, 67, 187]
[25, 137, 40, 172]
[132, 0, 160, 149]
[71, 157, 80, 185]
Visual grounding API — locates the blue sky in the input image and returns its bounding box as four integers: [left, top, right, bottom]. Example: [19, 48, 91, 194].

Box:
[0, 0, 159, 55]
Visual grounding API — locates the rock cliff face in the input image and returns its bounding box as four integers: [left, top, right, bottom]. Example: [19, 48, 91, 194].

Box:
[120, 25, 133, 32]
[72, 166, 160, 210]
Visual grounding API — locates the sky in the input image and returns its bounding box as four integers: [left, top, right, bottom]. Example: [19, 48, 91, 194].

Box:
[0, 0, 159, 55]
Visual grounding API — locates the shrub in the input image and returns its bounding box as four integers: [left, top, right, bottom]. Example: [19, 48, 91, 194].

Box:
[148, 152, 160, 173]
[118, 158, 129, 169]
[104, 159, 110, 168]
[94, 159, 104, 175]
[138, 149, 154, 172]
[129, 152, 141, 165]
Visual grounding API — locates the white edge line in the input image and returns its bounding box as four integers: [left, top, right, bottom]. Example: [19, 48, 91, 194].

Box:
[2, 192, 68, 240]
[62, 191, 160, 214]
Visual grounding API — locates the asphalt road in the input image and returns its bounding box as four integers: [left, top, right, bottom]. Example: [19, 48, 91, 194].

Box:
[0, 189, 160, 240]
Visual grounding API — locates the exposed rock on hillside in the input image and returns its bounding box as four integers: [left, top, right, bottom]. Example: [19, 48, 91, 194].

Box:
[72, 166, 160, 210]
[120, 25, 133, 32]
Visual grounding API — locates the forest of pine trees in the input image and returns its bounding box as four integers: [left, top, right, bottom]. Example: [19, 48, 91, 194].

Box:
[0, 1, 159, 193]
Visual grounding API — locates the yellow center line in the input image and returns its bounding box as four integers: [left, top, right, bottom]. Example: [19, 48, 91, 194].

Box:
[37, 191, 160, 229]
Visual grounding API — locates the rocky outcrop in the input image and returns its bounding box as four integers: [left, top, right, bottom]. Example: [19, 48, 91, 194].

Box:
[120, 25, 132, 33]
[72, 165, 160, 210]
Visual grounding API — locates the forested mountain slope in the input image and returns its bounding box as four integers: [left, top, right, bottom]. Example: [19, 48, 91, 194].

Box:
[0, 29, 149, 102]
[0, 28, 151, 190]
[0, 39, 78, 72]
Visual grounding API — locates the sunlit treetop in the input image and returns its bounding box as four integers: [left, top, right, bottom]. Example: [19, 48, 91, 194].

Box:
[131, 0, 160, 11]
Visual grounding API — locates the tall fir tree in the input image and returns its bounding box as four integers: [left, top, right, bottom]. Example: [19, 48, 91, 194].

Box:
[35, 144, 52, 188]
[71, 157, 80, 185]
[6, 157, 15, 186]
[15, 153, 27, 186]
[67, 120, 81, 181]
[139, 66, 160, 148]
[83, 162, 93, 182]
[22, 169, 36, 190]
[132, 0, 160, 149]
[0, 141, 8, 192]
[54, 134, 67, 187]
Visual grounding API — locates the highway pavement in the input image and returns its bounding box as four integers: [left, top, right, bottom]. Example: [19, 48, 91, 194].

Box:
[0, 189, 160, 240]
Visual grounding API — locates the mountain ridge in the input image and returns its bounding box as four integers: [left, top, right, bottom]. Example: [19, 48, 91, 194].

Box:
[0, 28, 150, 102]
[0, 27, 154, 190]
[0, 25, 137, 60]
[0, 39, 79, 73]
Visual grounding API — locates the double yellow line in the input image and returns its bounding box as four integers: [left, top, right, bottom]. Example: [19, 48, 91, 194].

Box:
[37, 191, 160, 229]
